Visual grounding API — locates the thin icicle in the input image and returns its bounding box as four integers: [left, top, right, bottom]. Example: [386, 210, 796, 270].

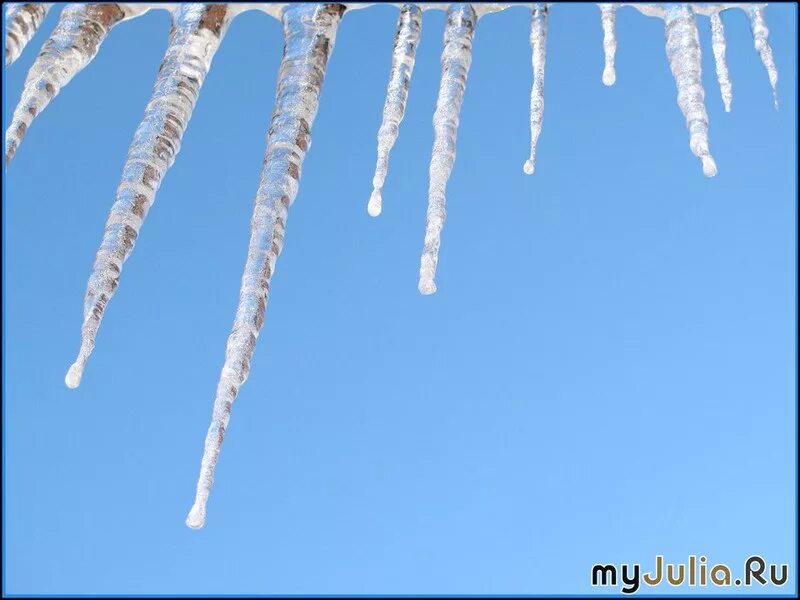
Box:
[523, 4, 546, 176]
[418, 3, 476, 296]
[65, 4, 232, 390]
[745, 5, 778, 109]
[186, 3, 346, 530]
[599, 4, 617, 86]
[368, 4, 422, 217]
[664, 4, 716, 178]
[5, 3, 50, 66]
[709, 11, 732, 112]
[5, 3, 128, 164]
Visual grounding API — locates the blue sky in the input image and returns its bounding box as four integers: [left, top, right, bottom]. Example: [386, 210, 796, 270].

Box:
[3, 3, 796, 595]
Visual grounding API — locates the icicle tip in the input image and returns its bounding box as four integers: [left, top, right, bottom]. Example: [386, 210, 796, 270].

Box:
[523, 159, 535, 175]
[702, 156, 718, 178]
[64, 362, 84, 389]
[186, 503, 206, 529]
[602, 66, 616, 86]
[418, 278, 437, 295]
[368, 189, 382, 217]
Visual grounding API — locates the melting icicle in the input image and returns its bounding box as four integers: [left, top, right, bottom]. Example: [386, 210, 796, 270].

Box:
[418, 3, 476, 295]
[368, 4, 422, 217]
[186, 3, 346, 530]
[709, 11, 732, 113]
[523, 4, 547, 176]
[65, 4, 232, 390]
[599, 4, 617, 86]
[5, 3, 50, 66]
[5, 3, 129, 164]
[746, 5, 778, 109]
[664, 4, 716, 178]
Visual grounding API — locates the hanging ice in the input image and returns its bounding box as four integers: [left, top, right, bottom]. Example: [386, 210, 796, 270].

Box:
[599, 3, 617, 86]
[65, 4, 233, 389]
[746, 5, 778, 109]
[4, 3, 141, 164]
[368, 4, 422, 217]
[523, 4, 547, 175]
[664, 4, 716, 178]
[709, 11, 732, 112]
[186, 3, 346, 530]
[417, 3, 476, 295]
[5, 3, 50, 66]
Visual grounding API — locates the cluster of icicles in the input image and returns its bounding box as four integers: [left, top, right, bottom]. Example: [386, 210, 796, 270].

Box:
[4, 2, 778, 528]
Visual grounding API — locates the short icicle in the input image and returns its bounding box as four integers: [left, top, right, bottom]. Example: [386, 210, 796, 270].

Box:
[417, 3, 477, 296]
[599, 4, 617, 86]
[745, 5, 778, 109]
[5, 3, 50, 66]
[186, 3, 346, 530]
[664, 4, 716, 178]
[523, 4, 547, 175]
[65, 4, 233, 390]
[4, 3, 135, 164]
[368, 4, 422, 217]
[709, 10, 732, 112]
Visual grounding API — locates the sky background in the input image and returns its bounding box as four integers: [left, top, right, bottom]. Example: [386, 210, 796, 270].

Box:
[3, 2, 797, 596]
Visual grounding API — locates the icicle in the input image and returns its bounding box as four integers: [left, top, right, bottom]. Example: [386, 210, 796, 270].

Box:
[523, 4, 547, 176]
[664, 4, 716, 178]
[5, 3, 128, 164]
[5, 3, 50, 66]
[186, 3, 346, 530]
[599, 4, 617, 86]
[65, 4, 232, 390]
[709, 11, 732, 113]
[368, 4, 422, 217]
[418, 3, 476, 295]
[746, 5, 778, 109]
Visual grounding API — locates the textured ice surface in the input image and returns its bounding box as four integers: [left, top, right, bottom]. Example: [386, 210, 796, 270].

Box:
[418, 3, 476, 295]
[4, 3, 50, 66]
[523, 3, 547, 175]
[746, 5, 778, 109]
[664, 4, 716, 177]
[186, 3, 345, 530]
[66, 3, 233, 389]
[5, 3, 127, 164]
[710, 11, 732, 112]
[599, 4, 617, 86]
[368, 4, 423, 217]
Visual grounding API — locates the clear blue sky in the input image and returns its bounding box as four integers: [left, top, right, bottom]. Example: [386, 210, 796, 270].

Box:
[3, 3, 796, 595]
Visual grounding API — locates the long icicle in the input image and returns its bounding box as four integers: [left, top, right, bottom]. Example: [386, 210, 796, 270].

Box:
[745, 5, 778, 109]
[186, 3, 346, 530]
[709, 10, 732, 113]
[523, 4, 547, 175]
[65, 4, 232, 389]
[368, 4, 422, 217]
[417, 3, 476, 296]
[4, 3, 135, 164]
[5, 3, 50, 66]
[599, 3, 617, 86]
[664, 4, 716, 178]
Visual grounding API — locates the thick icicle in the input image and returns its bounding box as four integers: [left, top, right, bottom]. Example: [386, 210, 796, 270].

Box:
[746, 5, 778, 109]
[5, 3, 128, 164]
[186, 3, 346, 530]
[368, 4, 422, 217]
[418, 3, 476, 295]
[709, 11, 732, 113]
[65, 4, 232, 390]
[5, 3, 50, 66]
[599, 4, 617, 86]
[523, 4, 547, 176]
[664, 4, 716, 178]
